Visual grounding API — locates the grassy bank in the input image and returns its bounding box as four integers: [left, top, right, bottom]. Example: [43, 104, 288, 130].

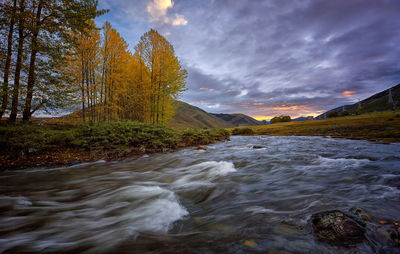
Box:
[229, 111, 400, 142]
[0, 121, 230, 170]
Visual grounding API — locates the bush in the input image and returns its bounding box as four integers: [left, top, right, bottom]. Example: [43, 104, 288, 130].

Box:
[0, 122, 231, 155]
[231, 127, 255, 135]
[355, 108, 364, 115]
[327, 111, 339, 118]
[180, 128, 230, 145]
[341, 111, 350, 116]
[71, 121, 180, 150]
[0, 124, 71, 153]
[270, 115, 291, 124]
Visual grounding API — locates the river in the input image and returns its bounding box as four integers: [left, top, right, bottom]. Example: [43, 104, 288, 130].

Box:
[0, 136, 399, 253]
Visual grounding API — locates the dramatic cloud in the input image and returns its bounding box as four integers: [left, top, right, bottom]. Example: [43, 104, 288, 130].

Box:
[99, 0, 400, 119]
[146, 0, 187, 26]
[342, 91, 356, 97]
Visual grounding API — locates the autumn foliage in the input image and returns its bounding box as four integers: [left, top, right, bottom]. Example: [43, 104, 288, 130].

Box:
[0, 0, 105, 122]
[0, 0, 186, 127]
[67, 24, 187, 125]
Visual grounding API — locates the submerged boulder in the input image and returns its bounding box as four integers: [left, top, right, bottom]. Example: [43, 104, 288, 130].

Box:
[252, 145, 265, 149]
[378, 219, 400, 245]
[311, 210, 366, 247]
[196, 145, 207, 150]
[350, 207, 371, 223]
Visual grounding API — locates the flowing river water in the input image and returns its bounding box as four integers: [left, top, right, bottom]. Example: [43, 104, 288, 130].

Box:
[0, 136, 400, 253]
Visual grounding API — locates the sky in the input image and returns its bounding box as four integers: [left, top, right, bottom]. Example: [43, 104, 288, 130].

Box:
[97, 0, 400, 120]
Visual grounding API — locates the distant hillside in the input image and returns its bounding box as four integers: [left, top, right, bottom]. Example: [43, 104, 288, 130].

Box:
[292, 116, 314, 122]
[211, 113, 262, 127]
[168, 101, 234, 129]
[317, 83, 400, 119]
[60, 100, 261, 129]
[292, 117, 307, 122]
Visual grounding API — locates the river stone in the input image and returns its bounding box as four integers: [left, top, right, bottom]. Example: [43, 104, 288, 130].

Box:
[350, 207, 371, 222]
[196, 145, 207, 150]
[242, 239, 257, 248]
[311, 210, 366, 247]
[252, 145, 265, 149]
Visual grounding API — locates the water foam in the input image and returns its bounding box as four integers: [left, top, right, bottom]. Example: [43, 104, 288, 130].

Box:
[0, 185, 188, 253]
[201, 161, 237, 177]
[316, 156, 370, 168]
[171, 161, 236, 188]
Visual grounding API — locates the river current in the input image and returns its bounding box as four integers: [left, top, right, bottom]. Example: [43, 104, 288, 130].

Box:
[0, 136, 399, 253]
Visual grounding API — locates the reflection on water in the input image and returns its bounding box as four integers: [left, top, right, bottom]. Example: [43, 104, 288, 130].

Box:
[0, 136, 399, 253]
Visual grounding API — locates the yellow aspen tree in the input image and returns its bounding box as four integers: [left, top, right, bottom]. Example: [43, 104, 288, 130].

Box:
[127, 53, 151, 122]
[66, 20, 100, 122]
[135, 29, 186, 125]
[100, 23, 129, 121]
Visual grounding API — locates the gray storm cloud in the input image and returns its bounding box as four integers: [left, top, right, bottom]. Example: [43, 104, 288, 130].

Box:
[99, 0, 400, 118]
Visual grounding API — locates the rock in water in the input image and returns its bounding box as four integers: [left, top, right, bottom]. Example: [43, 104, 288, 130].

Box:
[252, 145, 265, 149]
[350, 207, 371, 223]
[311, 210, 366, 247]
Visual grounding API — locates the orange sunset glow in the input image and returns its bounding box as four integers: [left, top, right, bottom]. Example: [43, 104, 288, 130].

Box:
[342, 90, 356, 97]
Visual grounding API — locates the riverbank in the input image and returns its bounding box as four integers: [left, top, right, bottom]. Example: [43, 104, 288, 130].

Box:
[0, 121, 230, 170]
[230, 111, 400, 142]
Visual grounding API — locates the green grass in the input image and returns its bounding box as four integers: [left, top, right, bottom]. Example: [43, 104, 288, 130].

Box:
[231, 127, 255, 135]
[227, 111, 400, 142]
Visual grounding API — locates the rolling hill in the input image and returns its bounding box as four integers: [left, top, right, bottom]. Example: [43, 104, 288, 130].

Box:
[58, 100, 261, 129]
[168, 101, 234, 129]
[211, 113, 262, 127]
[168, 101, 261, 129]
[316, 83, 400, 119]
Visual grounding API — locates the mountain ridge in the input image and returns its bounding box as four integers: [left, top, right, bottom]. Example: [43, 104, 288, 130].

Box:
[316, 83, 400, 119]
[168, 101, 261, 129]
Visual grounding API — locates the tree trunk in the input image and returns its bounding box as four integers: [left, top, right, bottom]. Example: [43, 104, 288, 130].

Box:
[81, 42, 86, 123]
[85, 59, 90, 121]
[81, 85, 85, 122]
[22, 0, 43, 122]
[0, 0, 17, 120]
[9, 0, 25, 123]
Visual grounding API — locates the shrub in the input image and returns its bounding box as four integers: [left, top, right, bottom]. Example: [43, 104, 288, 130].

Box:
[0, 122, 231, 155]
[355, 108, 364, 115]
[231, 127, 255, 135]
[180, 128, 229, 145]
[270, 115, 291, 124]
[341, 111, 350, 116]
[71, 121, 180, 150]
[327, 111, 339, 118]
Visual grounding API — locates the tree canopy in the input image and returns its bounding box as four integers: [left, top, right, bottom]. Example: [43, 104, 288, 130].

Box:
[0, 1, 186, 126]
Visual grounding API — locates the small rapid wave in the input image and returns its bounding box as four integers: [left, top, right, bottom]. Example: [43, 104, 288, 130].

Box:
[316, 155, 371, 167]
[0, 185, 188, 253]
[171, 161, 236, 189]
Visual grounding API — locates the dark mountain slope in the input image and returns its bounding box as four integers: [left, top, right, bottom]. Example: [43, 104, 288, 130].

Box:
[317, 83, 400, 119]
[211, 113, 261, 127]
[168, 101, 234, 129]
